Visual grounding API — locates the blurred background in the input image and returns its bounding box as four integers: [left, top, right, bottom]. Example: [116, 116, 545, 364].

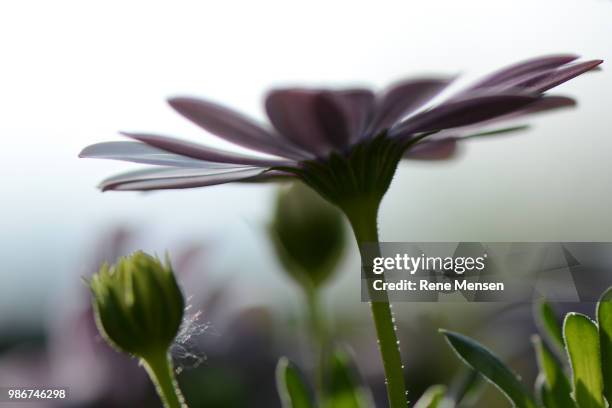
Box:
[0, 0, 611, 406]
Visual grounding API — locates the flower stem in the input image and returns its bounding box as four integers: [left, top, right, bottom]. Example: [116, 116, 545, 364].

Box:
[305, 286, 327, 404]
[344, 202, 408, 408]
[141, 352, 187, 408]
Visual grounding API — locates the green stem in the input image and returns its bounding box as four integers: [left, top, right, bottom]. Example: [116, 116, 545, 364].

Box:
[344, 202, 408, 408]
[141, 352, 187, 408]
[305, 286, 327, 404]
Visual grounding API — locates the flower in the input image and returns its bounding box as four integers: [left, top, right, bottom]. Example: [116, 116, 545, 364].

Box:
[89, 251, 185, 359]
[80, 54, 602, 408]
[80, 54, 601, 205]
[270, 182, 345, 289]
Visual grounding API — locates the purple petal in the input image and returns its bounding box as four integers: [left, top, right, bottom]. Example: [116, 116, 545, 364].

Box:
[368, 78, 452, 135]
[528, 60, 603, 92]
[391, 94, 537, 137]
[434, 96, 576, 137]
[264, 89, 353, 156]
[403, 139, 458, 160]
[324, 89, 375, 142]
[472, 96, 576, 129]
[79, 141, 239, 168]
[475, 68, 558, 92]
[315, 92, 353, 149]
[100, 167, 264, 191]
[239, 169, 297, 183]
[509, 95, 576, 116]
[168, 97, 309, 160]
[484, 61, 602, 94]
[467, 54, 579, 90]
[121, 132, 297, 167]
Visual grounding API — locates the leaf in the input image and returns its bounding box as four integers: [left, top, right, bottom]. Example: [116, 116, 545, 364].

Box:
[440, 329, 536, 408]
[323, 347, 374, 408]
[536, 300, 565, 354]
[536, 373, 557, 408]
[276, 357, 314, 408]
[563, 313, 605, 408]
[461, 125, 530, 139]
[531, 335, 575, 408]
[448, 368, 485, 406]
[596, 287, 612, 405]
[414, 385, 448, 408]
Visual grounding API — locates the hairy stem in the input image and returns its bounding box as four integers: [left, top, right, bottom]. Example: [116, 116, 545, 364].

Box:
[141, 352, 187, 408]
[344, 202, 408, 408]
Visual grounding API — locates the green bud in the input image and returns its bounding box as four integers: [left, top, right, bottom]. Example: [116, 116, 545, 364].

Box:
[89, 251, 185, 359]
[270, 182, 345, 288]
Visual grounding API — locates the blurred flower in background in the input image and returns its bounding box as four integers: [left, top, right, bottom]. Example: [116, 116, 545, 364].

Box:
[270, 181, 345, 290]
[0, 228, 282, 407]
[269, 181, 347, 404]
[0, 228, 153, 407]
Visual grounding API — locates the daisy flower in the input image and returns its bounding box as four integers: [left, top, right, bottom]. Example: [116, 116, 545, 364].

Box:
[81, 54, 602, 408]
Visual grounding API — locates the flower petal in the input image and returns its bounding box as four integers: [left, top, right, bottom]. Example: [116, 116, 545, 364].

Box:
[265, 89, 353, 156]
[368, 78, 452, 135]
[509, 95, 576, 116]
[100, 166, 264, 191]
[403, 138, 458, 160]
[239, 169, 297, 183]
[479, 60, 602, 94]
[324, 89, 375, 141]
[314, 92, 354, 149]
[121, 132, 297, 167]
[168, 97, 309, 160]
[527, 60, 603, 92]
[467, 54, 579, 90]
[391, 94, 538, 137]
[433, 96, 576, 137]
[79, 141, 239, 168]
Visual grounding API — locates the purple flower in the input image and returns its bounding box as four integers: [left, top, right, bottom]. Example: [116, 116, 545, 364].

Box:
[79, 54, 602, 408]
[80, 55, 601, 193]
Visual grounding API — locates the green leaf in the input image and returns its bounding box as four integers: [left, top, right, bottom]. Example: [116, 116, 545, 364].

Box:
[462, 125, 530, 139]
[323, 347, 374, 408]
[531, 335, 575, 408]
[536, 300, 565, 354]
[596, 287, 612, 405]
[440, 329, 535, 408]
[536, 373, 557, 408]
[563, 313, 605, 408]
[448, 368, 485, 406]
[414, 385, 448, 408]
[276, 357, 314, 408]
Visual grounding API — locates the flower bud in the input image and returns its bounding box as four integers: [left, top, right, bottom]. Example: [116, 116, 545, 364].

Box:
[89, 251, 184, 358]
[270, 182, 345, 288]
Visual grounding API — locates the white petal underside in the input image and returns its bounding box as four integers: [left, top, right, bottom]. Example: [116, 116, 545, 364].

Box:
[80, 141, 240, 168]
[100, 167, 265, 191]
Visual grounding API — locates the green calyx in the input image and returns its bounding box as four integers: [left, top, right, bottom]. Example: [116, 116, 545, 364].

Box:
[89, 251, 185, 359]
[270, 181, 345, 289]
[274, 133, 421, 219]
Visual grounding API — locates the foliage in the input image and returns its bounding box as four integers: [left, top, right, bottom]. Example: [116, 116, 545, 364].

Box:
[442, 287, 612, 408]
